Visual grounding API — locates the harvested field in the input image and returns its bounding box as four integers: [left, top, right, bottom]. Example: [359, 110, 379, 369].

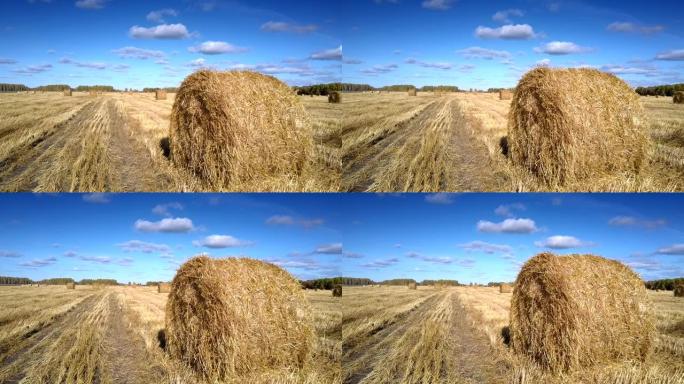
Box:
[0, 92, 339, 192]
[0, 285, 341, 384]
[340, 92, 684, 191]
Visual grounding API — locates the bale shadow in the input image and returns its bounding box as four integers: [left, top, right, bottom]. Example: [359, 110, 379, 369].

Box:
[499, 136, 509, 157]
[501, 326, 511, 346]
[157, 329, 167, 351]
[159, 137, 171, 159]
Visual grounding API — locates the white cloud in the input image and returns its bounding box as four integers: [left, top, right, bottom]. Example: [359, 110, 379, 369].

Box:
[58, 57, 107, 70]
[20, 256, 57, 267]
[79, 255, 111, 264]
[475, 24, 536, 40]
[458, 241, 513, 255]
[534, 41, 592, 55]
[458, 47, 511, 60]
[655, 50, 684, 61]
[63, 250, 78, 257]
[310, 46, 342, 61]
[82, 193, 110, 203]
[0, 250, 22, 258]
[117, 240, 171, 255]
[362, 258, 399, 268]
[112, 47, 165, 60]
[193, 235, 252, 248]
[608, 216, 666, 229]
[425, 193, 454, 204]
[343, 252, 364, 259]
[147, 8, 178, 24]
[152, 202, 183, 217]
[492, 9, 524, 24]
[260, 21, 318, 34]
[361, 63, 398, 75]
[536, 58, 551, 66]
[406, 252, 454, 264]
[187, 58, 207, 68]
[188, 41, 248, 55]
[494, 203, 526, 217]
[477, 218, 538, 234]
[0, 58, 18, 64]
[315, 243, 343, 254]
[266, 215, 324, 228]
[129, 24, 190, 39]
[134, 217, 194, 233]
[12, 64, 52, 75]
[405, 58, 452, 70]
[422, 0, 455, 11]
[534, 235, 591, 249]
[655, 244, 684, 255]
[75, 0, 107, 9]
[607, 22, 664, 35]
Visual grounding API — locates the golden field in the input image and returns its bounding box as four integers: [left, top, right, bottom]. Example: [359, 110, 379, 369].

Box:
[0, 285, 341, 384]
[341, 285, 684, 384]
[0, 92, 339, 192]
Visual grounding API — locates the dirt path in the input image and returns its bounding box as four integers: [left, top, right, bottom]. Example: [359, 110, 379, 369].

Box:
[103, 293, 165, 384]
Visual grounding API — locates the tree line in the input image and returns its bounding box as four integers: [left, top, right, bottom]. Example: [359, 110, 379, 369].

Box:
[635, 84, 684, 97]
[645, 278, 684, 291]
[0, 83, 29, 92]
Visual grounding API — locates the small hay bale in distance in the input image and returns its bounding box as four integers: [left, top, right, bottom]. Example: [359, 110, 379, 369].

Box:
[328, 91, 341, 103]
[510, 252, 655, 374]
[165, 256, 314, 381]
[155, 89, 167, 100]
[169, 70, 313, 190]
[674, 91, 684, 104]
[66, 282, 75, 289]
[158, 283, 170, 293]
[408, 282, 417, 290]
[63, 89, 72, 96]
[499, 90, 513, 100]
[408, 89, 417, 96]
[499, 283, 512, 293]
[674, 282, 684, 297]
[508, 68, 647, 187]
[332, 284, 342, 297]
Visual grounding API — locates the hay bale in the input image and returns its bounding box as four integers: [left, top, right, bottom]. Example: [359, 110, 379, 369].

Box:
[63, 89, 72, 96]
[169, 70, 313, 190]
[166, 256, 314, 381]
[66, 283, 75, 289]
[510, 252, 655, 373]
[508, 67, 647, 187]
[499, 283, 512, 293]
[674, 282, 684, 297]
[332, 284, 342, 297]
[499, 90, 513, 100]
[328, 91, 341, 103]
[408, 89, 417, 96]
[674, 91, 684, 104]
[158, 283, 170, 293]
[155, 89, 167, 100]
[408, 282, 417, 290]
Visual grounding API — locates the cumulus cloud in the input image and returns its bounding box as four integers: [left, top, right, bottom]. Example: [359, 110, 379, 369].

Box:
[607, 22, 664, 35]
[422, 0, 455, 11]
[655, 50, 684, 61]
[82, 193, 110, 203]
[534, 235, 592, 249]
[20, 256, 57, 267]
[117, 240, 172, 255]
[362, 257, 399, 268]
[425, 193, 454, 204]
[458, 47, 511, 60]
[534, 41, 592, 55]
[494, 203, 526, 217]
[608, 216, 666, 229]
[193, 235, 252, 248]
[310, 46, 342, 61]
[134, 217, 194, 233]
[492, 9, 524, 23]
[147, 8, 178, 23]
[0, 250, 22, 258]
[655, 244, 684, 255]
[112, 46, 165, 60]
[475, 24, 536, 40]
[361, 63, 398, 75]
[458, 241, 513, 255]
[260, 21, 318, 34]
[188, 41, 248, 55]
[129, 24, 191, 39]
[477, 218, 538, 234]
[315, 243, 343, 254]
[405, 58, 452, 70]
[75, 0, 107, 9]
[152, 202, 183, 217]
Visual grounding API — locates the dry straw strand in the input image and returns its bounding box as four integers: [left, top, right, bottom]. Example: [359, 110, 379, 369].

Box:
[165, 256, 315, 382]
[508, 67, 647, 187]
[510, 252, 655, 374]
[169, 70, 314, 191]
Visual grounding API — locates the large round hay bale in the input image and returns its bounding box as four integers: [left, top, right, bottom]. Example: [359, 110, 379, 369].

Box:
[328, 91, 341, 103]
[510, 253, 654, 373]
[155, 89, 167, 100]
[157, 283, 170, 293]
[674, 91, 684, 104]
[408, 282, 417, 290]
[165, 256, 314, 381]
[508, 68, 647, 187]
[674, 282, 684, 297]
[499, 90, 513, 100]
[499, 283, 512, 293]
[169, 70, 313, 190]
[408, 89, 417, 96]
[66, 282, 75, 289]
[332, 284, 342, 297]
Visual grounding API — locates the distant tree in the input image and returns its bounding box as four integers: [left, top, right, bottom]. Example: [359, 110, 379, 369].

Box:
[0, 276, 33, 285]
[39, 278, 75, 285]
[0, 83, 29, 92]
[645, 278, 684, 291]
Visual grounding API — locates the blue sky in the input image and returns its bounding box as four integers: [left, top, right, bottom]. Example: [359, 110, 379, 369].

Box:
[340, 193, 684, 284]
[0, 0, 342, 88]
[0, 193, 342, 283]
[1, 193, 682, 284]
[343, 0, 684, 88]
